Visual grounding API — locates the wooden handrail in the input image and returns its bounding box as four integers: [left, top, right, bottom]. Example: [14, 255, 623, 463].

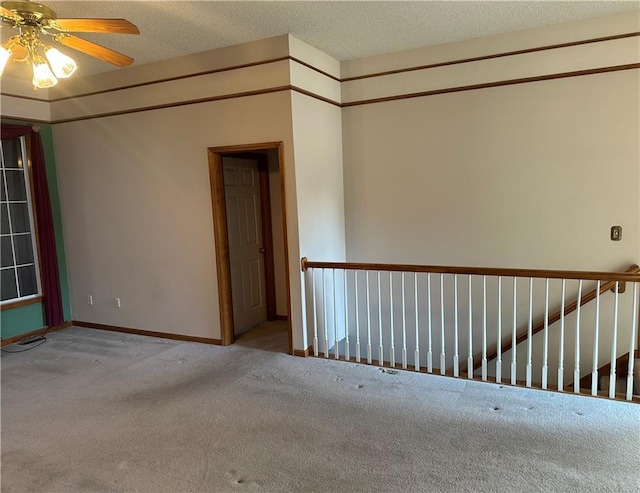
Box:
[301, 257, 639, 373]
[301, 258, 640, 282]
[475, 264, 640, 371]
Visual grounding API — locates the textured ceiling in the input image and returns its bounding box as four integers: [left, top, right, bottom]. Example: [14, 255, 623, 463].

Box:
[2, 1, 639, 78]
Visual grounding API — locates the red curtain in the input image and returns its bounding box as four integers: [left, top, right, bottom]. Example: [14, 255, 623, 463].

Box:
[1, 123, 64, 327]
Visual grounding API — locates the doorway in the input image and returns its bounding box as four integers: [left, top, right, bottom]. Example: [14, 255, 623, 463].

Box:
[207, 143, 292, 354]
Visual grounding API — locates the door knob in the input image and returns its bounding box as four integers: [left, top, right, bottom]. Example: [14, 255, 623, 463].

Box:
[259, 247, 266, 254]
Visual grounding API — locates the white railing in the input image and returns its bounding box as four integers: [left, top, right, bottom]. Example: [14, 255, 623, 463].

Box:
[302, 259, 640, 401]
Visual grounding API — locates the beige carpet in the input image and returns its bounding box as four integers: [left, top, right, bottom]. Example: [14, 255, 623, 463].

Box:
[1, 327, 639, 492]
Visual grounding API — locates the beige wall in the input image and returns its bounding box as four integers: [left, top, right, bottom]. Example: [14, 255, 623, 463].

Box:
[290, 93, 345, 349]
[53, 92, 297, 341]
[342, 70, 639, 271]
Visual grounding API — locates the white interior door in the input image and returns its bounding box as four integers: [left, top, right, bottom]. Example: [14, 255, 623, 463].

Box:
[223, 157, 267, 335]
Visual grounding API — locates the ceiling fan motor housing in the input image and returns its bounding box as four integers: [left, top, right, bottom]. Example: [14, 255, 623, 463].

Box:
[1, 1, 57, 25]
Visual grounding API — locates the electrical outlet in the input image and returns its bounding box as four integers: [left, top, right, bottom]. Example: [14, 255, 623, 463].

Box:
[611, 225, 622, 241]
[87, 295, 93, 306]
[115, 297, 121, 308]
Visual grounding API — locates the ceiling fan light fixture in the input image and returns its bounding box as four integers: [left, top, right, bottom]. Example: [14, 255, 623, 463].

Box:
[44, 46, 76, 78]
[0, 45, 11, 75]
[1, 1, 138, 88]
[31, 56, 57, 88]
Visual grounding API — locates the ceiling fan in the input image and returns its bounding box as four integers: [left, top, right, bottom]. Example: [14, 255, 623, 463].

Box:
[0, 0, 139, 88]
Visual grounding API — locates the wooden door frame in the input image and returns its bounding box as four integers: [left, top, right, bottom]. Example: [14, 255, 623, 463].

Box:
[207, 142, 292, 354]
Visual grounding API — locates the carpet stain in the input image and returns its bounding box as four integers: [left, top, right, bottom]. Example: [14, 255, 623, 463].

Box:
[225, 470, 260, 489]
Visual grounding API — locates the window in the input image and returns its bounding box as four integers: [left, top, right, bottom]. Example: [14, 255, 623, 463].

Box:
[1, 136, 41, 304]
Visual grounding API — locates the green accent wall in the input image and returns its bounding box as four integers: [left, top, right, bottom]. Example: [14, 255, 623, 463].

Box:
[0, 120, 72, 340]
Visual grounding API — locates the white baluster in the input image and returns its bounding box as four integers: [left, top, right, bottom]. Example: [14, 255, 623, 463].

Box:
[333, 269, 339, 360]
[609, 282, 620, 399]
[344, 269, 349, 361]
[378, 271, 383, 365]
[558, 279, 566, 391]
[526, 277, 533, 388]
[355, 270, 360, 363]
[453, 274, 459, 377]
[427, 273, 433, 373]
[511, 277, 517, 386]
[482, 275, 487, 381]
[591, 281, 601, 396]
[574, 280, 583, 393]
[467, 276, 473, 380]
[414, 273, 420, 372]
[542, 278, 549, 389]
[496, 276, 502, 384]
[401, 272, 407, 369]
[366, 271, 372, 364]
[312, 268, 318, 357]
[440, 274, 446, 375]
[390, 272, 395, 368]
[323, 269, 328, 358]
[626, 283, 638, 401]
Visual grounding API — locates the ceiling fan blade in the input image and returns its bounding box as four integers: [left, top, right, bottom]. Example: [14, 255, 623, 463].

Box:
[0, 6, 22, 21]
[48, 18, 139, 34]
[55, 34, 134, 67]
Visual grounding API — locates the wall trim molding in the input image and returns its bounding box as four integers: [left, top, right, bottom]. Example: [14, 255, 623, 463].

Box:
[2, 30, 634, 105]
[342, 63, 640, 107]
[0, 31, 640, 117]
[0, 93, 49, 102]
[5, 86, 340, 124]
[48, 56, 291, 103]
[1, 64, 637, 123]
[290, 56, 341, 81]
[49, 85, 294, 124]
[341, 30, 640, 82]
[0, 115, 50, 123]
[290, 86, 341, 106]
[73, 320, 222, 345]
[0, 320, 72, 346]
